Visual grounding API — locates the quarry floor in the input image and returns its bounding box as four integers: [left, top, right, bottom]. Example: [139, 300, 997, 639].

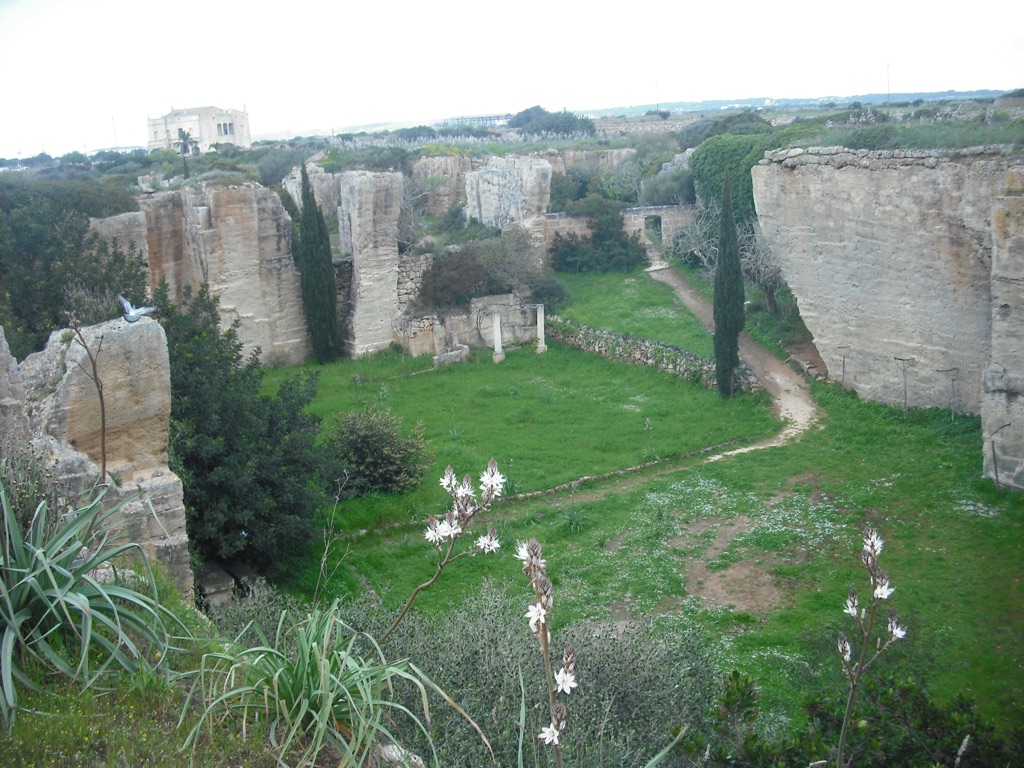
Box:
[546, 261, 827, 617]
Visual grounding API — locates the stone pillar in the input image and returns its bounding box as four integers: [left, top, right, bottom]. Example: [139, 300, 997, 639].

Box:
[535, 304, 547, 354]
[492, 314, 505, 363]
[982, 168, 1024, 490]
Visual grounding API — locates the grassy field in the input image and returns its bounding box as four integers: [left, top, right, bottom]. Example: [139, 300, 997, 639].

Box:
[2, 268, 1021, 766]
[268, 268, 1023, 736]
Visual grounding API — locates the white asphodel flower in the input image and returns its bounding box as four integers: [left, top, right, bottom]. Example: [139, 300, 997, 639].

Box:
[439, 466, 459, 495]
[480, 459, 506, 497]
[539, 722, 560, 745]
[476, 532, 500, 554]
[837, 632, 852, 663]
[887, 612, 908, 640]
[526, 602, 547, 633]
[863, 528, 884, 558]
[555, 667, 578, 695]
[873, 578, 895, 600]
[843, 588, 859, 618]
[424, 523, 443, 545]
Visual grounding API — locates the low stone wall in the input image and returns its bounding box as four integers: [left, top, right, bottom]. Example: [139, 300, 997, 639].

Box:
[547, 316, 717, 388]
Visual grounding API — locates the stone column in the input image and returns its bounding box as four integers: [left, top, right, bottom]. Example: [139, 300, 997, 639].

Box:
[535, 304, 547, 354]
[492, 314, 505, 363]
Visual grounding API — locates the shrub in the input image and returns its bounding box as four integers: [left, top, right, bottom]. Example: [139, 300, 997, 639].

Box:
[550, 195, 647, 273]
[415, 249, 489, 312]
[321, 406, 431, 497]
[529, 276, 572, 312]
[0, 479, 185, 727]
[155, 283, 325, 578]
[354, 583, 720, 767]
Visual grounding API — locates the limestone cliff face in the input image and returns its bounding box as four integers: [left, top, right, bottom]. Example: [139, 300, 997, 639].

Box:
[982, 168, 1024, 489]
[753, 146, 1024, 489]
[4, 320, 192, 598]
[411, 155, 474, 217]
[138, 185, 310, 367]
[338, 171, 405, 355]
[753, 147, 1016, 412]
[463, 155, 552, 230]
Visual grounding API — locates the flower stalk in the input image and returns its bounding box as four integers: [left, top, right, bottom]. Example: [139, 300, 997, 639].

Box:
[836, 527, 908, 768]
[379, 460, 504, 644]
[517, 537, 577, 767]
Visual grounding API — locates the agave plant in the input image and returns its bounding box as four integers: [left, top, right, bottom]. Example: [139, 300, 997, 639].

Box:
[183, 600, 479, 767]
[0, 477, 185, 727]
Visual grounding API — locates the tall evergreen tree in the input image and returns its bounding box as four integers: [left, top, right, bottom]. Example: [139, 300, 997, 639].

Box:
[713, 178, 745, 397]
[298, 164, 339, 363]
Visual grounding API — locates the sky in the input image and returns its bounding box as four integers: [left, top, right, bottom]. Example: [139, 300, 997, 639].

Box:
[1, 0, 1021, 159]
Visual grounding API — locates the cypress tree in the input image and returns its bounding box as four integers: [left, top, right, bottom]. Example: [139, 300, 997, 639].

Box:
[713, 177, 745, 397]
[298, 164, 339, 363]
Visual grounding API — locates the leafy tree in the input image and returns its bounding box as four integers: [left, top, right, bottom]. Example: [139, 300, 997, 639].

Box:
[321, 406, 431, 497]
[298, 164, 339, 363]
[0, 175, 143, 358]
[415, 249, 489, 313]
[508, 106, 595, 137]
[174, 128, 199, 178]
[713, 178, 744, 397]
[690, 133, 777, 220]
[550, 194, 647, 273]
[153, 282, 325, 578]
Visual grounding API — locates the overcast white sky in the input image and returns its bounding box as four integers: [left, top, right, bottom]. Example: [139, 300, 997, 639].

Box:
[1, 0, 1021, 158]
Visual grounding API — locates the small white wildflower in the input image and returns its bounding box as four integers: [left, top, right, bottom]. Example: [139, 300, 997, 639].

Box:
[843, 588, 859, 619]
[555, 667, 578, 695]
[873, 578, 895, 600]
[539, 723, 560, 745]
[440, 466, 459, 495]
[887, 612, 907, 640]
[863, 528, 884, 559]
[424, 521, 443, 545]
[480, 459, 506, 497]
[456, 474, 475, 500]
[526, 602, 547, 633]
[837, 632, 852, 663]
[476, 531, 500, 554]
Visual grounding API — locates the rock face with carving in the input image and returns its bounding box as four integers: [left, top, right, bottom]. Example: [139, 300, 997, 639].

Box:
[2, 320, 193, 598]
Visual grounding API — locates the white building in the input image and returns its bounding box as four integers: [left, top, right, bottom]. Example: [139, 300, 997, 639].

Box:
[147, 106, 252, 154]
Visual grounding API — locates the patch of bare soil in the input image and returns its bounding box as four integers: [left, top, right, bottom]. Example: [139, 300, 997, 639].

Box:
[670, 515, 785, 613]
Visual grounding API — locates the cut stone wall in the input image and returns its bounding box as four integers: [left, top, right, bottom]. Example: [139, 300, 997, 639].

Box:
[752, 145, 1024, 489]
[339, 171, 405, 355]
[463, 155, 552, 230]
[2, 320, 192, 599]
[411, 156, 474, 217]
[138, 184, 310, 367]
[982, 168, 1024, 489]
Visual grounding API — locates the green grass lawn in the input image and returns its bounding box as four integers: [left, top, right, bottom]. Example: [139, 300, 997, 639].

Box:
[269, 270, 1023, 736]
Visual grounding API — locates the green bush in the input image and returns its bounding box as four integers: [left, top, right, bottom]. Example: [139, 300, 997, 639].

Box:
[349, 583, 720, 767]
[321, 406, 431, 497]
[550, 195, 647, 273]
[415, 249, 490, 312]
[154, 283, 325, 578]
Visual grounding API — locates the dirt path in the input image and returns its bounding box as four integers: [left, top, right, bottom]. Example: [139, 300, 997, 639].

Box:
[645, 260, 821, 453]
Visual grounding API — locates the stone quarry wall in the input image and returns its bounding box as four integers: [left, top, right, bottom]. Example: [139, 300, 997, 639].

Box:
[411, 155, 474, 217]
[138, 184, 310, 367]
[338, 171, 405, 355]
[1, 321, 193, 599]
[752, 145, 1024, 488]
[543, 205, 693, 255]
[463, 155, 553, 231]
[982, 168, 1024, 489]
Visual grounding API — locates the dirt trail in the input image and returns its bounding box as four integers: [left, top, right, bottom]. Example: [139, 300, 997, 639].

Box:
[645, 261, 821, 453]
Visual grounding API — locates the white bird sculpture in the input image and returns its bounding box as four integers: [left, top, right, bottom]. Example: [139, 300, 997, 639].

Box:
[117, 294, 155, 323]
